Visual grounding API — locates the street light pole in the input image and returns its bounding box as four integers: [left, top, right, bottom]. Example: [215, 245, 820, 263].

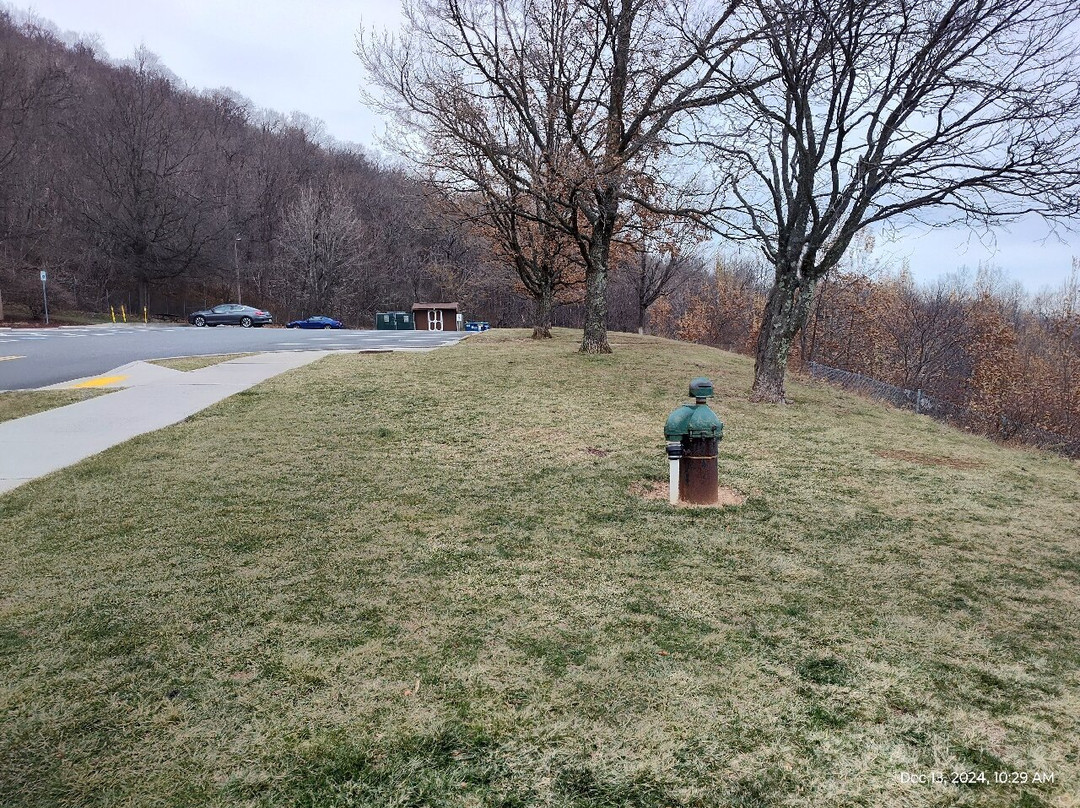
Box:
[234, 234, 242, 304]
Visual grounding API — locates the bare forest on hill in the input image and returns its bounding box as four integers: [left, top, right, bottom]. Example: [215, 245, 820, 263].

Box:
[0, 12, 491, 326]
[0, 10, 712, 333]
[0, 11, 694, 332]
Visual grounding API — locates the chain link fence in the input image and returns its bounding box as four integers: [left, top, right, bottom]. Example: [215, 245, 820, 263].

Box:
[807, 362, 1080, 458]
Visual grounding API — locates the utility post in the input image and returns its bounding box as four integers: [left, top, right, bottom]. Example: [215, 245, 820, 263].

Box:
[234, 234, 242, 304]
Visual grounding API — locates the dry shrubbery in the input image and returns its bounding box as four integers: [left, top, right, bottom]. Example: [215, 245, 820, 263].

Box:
[650, 259, 1079, 448]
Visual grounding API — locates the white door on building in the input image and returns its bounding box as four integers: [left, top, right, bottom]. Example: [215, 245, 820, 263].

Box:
[428, 309, 443, 331]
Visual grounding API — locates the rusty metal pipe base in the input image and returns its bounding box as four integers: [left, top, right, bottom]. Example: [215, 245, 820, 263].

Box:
[679, 436, 718, 505]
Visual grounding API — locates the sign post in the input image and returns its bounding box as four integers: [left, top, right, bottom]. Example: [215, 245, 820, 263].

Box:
[40, 270, 48, 325]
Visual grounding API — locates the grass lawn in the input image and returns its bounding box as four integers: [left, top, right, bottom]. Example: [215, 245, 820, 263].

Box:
[149, 353, 256, 372]
[0, 329, 1077, 807]
[0, 389, 111, 424]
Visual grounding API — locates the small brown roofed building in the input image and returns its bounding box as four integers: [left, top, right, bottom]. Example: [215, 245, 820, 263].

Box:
[411, 302, 460, 331]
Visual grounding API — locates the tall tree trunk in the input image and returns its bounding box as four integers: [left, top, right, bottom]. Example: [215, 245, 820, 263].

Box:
[581, 208, 614, 354]
[751, 270, 818, 403]
[581, 265, 611, 353]
[637, 301, 647, 335]
[532, 284, 554, 339]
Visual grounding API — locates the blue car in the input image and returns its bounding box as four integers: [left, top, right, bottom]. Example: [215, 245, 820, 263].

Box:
[286, 315, 343, 330]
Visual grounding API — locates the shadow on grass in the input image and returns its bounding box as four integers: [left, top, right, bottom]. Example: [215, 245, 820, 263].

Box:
[243, 723, 719, 808]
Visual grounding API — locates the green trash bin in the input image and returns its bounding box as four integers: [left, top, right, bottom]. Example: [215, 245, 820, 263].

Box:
[376, 311, 414, 330]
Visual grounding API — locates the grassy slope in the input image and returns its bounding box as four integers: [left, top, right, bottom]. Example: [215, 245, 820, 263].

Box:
[0, 390, 110, 424]
[0, 304, 111, 326]
[149, 353, 256, 372]
[0, 329, 1077, 808]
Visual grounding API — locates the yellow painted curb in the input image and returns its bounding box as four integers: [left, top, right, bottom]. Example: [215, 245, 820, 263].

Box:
[0, 355, 26, 362]
[73, 374, 128, 388]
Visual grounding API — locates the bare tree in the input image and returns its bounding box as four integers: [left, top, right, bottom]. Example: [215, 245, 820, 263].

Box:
[618, 207, 702, 333]
[73, 50, 227, 311]
[884, 276, 975, 391]
[0, 15, 69, 184]
[359, 0, 755, 352]
[628, 250, 698, 334]
[0, 13, 71, 317]
[484, 195, 583, 338]
[277, 181, 365, 315]
[704, 0, 1080, 402]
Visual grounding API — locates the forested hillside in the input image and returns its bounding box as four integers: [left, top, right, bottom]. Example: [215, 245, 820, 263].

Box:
[0, 11, 683, 330]
[0, 12, 506, 325]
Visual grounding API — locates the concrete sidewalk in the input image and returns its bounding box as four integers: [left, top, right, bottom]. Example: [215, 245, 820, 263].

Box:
[0, 352, 331, 494]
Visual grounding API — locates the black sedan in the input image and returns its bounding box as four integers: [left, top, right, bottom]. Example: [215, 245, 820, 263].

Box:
[286, 315, 343, 329]
[188, 304, 273, 328]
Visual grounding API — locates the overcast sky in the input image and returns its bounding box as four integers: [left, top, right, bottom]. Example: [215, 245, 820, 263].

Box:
[15, 0, 1080, 294]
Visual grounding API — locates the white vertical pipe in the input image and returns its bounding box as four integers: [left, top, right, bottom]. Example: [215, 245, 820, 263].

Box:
[669, 456, 679, 504]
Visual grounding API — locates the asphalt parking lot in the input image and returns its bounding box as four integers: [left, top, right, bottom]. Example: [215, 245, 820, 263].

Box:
[0, 324, 468, 390]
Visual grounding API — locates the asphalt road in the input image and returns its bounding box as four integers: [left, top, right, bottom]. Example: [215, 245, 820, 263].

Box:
[0, 324, 468, 391]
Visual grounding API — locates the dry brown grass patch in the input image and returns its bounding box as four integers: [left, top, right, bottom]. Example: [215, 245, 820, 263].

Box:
[149, 353, 255, 371]
[629, 478, 747, 507]
[875, 448, 984, 469]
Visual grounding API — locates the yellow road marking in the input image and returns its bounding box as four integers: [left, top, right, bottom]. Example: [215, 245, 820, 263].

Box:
[73, 374, 128, 388]
[0, 355, 26, 362]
